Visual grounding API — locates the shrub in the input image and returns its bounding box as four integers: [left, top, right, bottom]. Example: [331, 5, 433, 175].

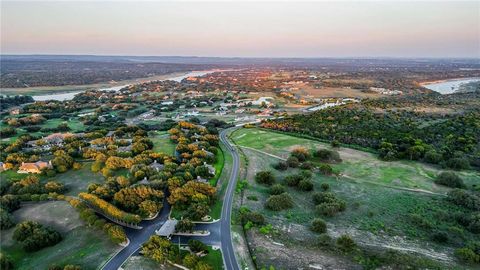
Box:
[183, 254, 200, 269]
[291, 148, 310, 162]
[336, 234, 356, 252]
[314, 149, 342, 163]
[435, 172, 465, 188]
[107, 225, 127, 244]
[447, 189, 480, 210]
[311, 218, 327, 233]
[265, 193, 294, 211]
[273, 161, 288, 171]
[259, 224, 273, 234]
[0, 209, 15, 229]
[269, 184, 286, 195]
[241, 211, 265, 225]
[300, 170, 313, 179]
[331, 140, 340, 148]
[188, 239, 208, 253]
[300, 161, 313, 170]
[318, 164, 333, 175]
[443, 157, 470, 170]
[468, 213, 480, 233]
[432, 231, 449, 243]
[285, 174, 303, 187]
[320, 183, 330, 191]
[313, 192, 346, 217]
[298, 179, 314, 191]
[255, 171, 275, 186]
[455, 247, 480, 263]
[0, 252, 13, 270]
[246, 195, 258, 201]
[286, 156, 300, 168]
[0, 195, 20, 212]
[316, 233, 333, 247]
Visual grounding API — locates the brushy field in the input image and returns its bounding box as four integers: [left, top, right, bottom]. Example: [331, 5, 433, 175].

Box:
[231, 128, 479, 193]
[233, 128, 480, 269]
[1, 201, 119, 270]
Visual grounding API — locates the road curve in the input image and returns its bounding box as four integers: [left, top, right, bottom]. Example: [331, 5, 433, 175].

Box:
[219, 128, 241, 270]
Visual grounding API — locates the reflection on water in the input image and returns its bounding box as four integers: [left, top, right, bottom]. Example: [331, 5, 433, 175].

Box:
[33, 70, 217, 101]
[422, 78, 480, 95]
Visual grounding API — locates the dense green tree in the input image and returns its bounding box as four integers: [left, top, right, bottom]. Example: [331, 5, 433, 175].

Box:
[13, 221, 62, 252]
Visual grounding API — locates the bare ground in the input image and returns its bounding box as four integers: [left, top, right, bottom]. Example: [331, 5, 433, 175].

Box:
[247, 230, 361, 270]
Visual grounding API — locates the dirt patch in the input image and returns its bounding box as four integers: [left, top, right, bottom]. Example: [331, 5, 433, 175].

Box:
[247, 230, 361, 270]
[123, 256, 176, 270]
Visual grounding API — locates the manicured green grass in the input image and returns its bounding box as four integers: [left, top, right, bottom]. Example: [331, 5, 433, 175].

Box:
[209, 144, 232, 220]
[202, 247, 223, 269]
[0, 170, 27, 182]
[41, 118, 85, 132]
[232, 128, 312, 157]
[209, 147, 225, 186]
[151, 132, 176, 155]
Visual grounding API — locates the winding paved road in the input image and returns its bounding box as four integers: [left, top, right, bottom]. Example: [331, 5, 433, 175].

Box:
[101, 127, 240, 270]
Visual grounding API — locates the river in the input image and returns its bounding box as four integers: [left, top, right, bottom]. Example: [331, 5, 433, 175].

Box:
[421, 77, 480, 94]
[32, 70, 218, 101]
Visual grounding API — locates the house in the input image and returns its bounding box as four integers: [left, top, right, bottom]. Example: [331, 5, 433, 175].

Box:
[155, 220, 178, 239]
[0, 162, 8, 172]
[150, 160, 164, 172]
[18, 161, 52, 174]
[202, 149, 215, 158]
[106, 131, 115, 138]
[196, 175, 208, 183]
[204, 162, 216, 176]
[44, 133, 73, 145]
[117, 145, 132, 152]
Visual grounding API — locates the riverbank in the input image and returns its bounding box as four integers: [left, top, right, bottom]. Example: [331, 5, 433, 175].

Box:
[1, 70, 223, 97]
[420, 77, 480, 94]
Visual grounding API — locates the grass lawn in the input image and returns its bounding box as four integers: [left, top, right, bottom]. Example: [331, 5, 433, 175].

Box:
[209, 143, 232, 220]
[1, 201, 119, 270]
[232, 128, 479, 193]
[151, 131, 176, 155]
[0, 170, 27, 182]
[41, 118, 85, 132]
[202, 246, 223, 269]
[209, 146, 225, 186]
[54, 162, 105, 196]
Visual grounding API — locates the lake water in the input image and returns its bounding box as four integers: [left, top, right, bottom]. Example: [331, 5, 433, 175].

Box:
[422, 77, 480, 94]
[32, 70, 217, 101]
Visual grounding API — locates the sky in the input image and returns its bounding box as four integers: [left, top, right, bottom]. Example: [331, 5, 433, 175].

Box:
[1, 1, 479, 58]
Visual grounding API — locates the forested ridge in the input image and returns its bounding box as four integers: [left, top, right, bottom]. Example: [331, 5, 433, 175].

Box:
[262, 93, 480, 169]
